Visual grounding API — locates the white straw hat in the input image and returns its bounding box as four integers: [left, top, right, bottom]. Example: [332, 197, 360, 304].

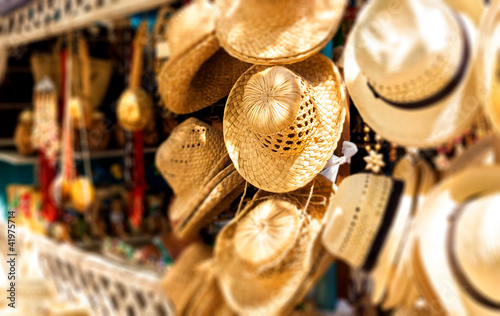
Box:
[345, 0, 480, 148]
[224, 54, 346, 193]
[214, 0, 347, 65]
[412, 166, 500, 316]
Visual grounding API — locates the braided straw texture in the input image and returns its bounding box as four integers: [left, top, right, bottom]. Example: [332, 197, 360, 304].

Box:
[159, 35, 251, 114]
[321, 173, 392, 268]
[116, 87, 154, 132]
[215, 0, 347, 65]
[215, 175, 334, 316]
[160, 242, 213, 315]
[224, 54, 346, 193]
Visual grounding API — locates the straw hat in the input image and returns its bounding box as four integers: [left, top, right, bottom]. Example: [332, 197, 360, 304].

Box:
[160, 242, 213, 315]
[477, 0, 500, 133]
[215, 175, 335, 316]
[321, 172, 416, 306]
[155, 118, 245, 239]
[224, 54, 346, 193]
[214, 0, 347, 65]
[447, 136, 496, 176]
[412, 166, 500, 316]
[345, 0, 480, 148]
[441, 0, 484, 26]
[158, 0, 251, 114]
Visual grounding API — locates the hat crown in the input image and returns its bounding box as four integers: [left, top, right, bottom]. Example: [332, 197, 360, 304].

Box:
[354, 0, 460, 89]
[155, 118, 226, 195]
[243, 67, 319, 156]
[167, 0, 215, 59]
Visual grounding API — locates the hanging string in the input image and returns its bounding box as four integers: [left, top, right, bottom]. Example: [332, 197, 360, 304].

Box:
[235, 181, 249, 216]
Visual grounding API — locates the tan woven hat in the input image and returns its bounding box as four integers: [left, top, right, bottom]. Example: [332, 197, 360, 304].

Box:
[412, 166, 500, 316]
[224, 54, 346, 193]
[345, 0, 480, 148]
[214, 0, 347, 65]
[477, 0, 500, 133]
[158, 0, 251, 114]
[160, 242, 213, 315]
[321, 172, 414, 306]
[155, 118, 245, 239]
[215, 175, 335, 316]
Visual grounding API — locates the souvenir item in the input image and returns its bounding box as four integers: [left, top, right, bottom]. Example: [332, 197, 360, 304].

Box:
[85, 112, 111, 151]
[215, 176, 334, 316]
[345, 0, 479, 148]
[215, 0, 347, 65]
[155, 118, 245, 239]
[441, 0, 484, 25]
[69, 38, 92, 129]
[14, 109, 35, 155]
[477, 0, 500, 133]
[158, 0, 251, 114]
[224, 54, 346, 193]
[117, 22, 154, 132]
[69, 177, 96, 213]
[412, 166, 500, 316]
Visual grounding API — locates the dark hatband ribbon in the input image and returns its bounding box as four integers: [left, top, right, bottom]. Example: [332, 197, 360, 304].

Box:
[447, 203, 500, 310]
[362, 179, 404, 272]
[367, 12, 470, 110]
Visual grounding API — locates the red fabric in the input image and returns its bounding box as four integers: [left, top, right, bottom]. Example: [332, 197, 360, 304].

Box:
[39, 152, 57, 222]
[129, 130, 145, 229]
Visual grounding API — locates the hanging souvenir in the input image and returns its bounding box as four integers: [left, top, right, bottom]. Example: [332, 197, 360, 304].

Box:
[14, 109, 35, 156]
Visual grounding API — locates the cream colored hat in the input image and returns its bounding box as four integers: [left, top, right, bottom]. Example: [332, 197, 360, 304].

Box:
[477, 0, 500, 133]
[345, 0, 479, 148]
[158, 0, 251, 114]
[155, 118, 245, 239]
[447, 136, 496, 176]
[214, 0, 347, 65]
[224, 54, 346, 193]
[321, 172, 414, 306]
[215, 175, 335, 316]
[412, 166, 500, 316]
[441, 0, 484, 26]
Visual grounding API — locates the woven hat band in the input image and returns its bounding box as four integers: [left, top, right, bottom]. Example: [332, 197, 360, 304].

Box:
[366, 12, 469, 110]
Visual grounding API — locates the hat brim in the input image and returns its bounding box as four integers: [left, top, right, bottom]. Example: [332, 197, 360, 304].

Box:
[170, 162, 245, 240]
[215, 0, 347, 65]
[413, 166, 500, 316]
[158, 34, 251, 114]
[224, 54, 346, 193]
[344, 13, 480, 148]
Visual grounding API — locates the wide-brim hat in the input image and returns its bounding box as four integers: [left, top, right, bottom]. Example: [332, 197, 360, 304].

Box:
[224, 54, 346, 193]
[214, 0, 347, 65]
[345, 0, 480, 148]
[155, 118, 245, 239]
[477, 0, 500, 133]
[215, 175, 335, 316]
[447, 135, 496, 176]
[158, 0, 251, 114]
[412, 166, 500, 316]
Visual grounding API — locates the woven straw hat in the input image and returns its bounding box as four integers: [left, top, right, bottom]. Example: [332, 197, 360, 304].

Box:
[215, 175, 334, 316]
[447, 136, 496, 176]
[441, 0, 484, 26]
[224, 54, 346, 193]
[477, 0, 500, 133]
[160, 242, 213, 315]
[345, 0, 480, 148]
[214, 0, 347, 65]
[155, 118, 245, 239]
[412, 166, 500, 316]
[321, 172, 415, 306]
[158, 0, 251, 114]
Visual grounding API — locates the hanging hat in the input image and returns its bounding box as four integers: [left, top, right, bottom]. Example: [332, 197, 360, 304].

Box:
[477, 0, 500, 133]
[321, 172, 415, 307]
[215, 175, 334, 316]
[441, 0, 484, 26]
[158, 0, 251, 114]
[224, 54, 346, 193]
[345, 0, 479, 148]
[160, 242, 213, 315]
[155, 118, 245, 239]
[447, 136, 496, 176]
[214, 0, 347, 65]
[412, 166, 500, 316]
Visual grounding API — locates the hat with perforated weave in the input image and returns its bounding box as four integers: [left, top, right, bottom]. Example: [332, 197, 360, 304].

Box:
[224, 54, 346, 193]
[155, 118, 245, 239]
[215, 175, 334, 316]
[345, 0, 479, 148]
[158, 0, 251, 114]
[321, 173, 413, 307]
[412, 166, 500, 316]
[214, 0, 347, 65]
